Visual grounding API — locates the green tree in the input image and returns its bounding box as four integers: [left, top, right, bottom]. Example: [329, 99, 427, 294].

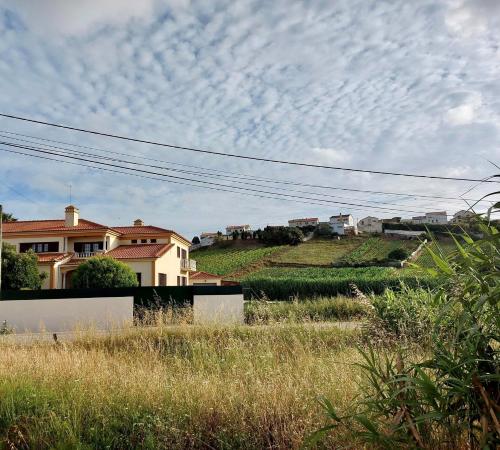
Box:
[192, 236, 200, 245]
[71, 256, 139, 289]
[1, 211, 17, 222]
[1, 242, 45, 290]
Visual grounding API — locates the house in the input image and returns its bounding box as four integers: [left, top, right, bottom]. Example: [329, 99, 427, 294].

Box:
[225, 224, 251, 236]
[288, 218, 319, 228]
[411, 211, 448, 225]
[357, 216, 382, 233]
[449, 210, 476, 224]
[189, 271, 223, 286]
[199, 232, 219, 247]
[384, 229, 426, 239]
[329, 213, 356, 235]
[2, 205, 195, 289]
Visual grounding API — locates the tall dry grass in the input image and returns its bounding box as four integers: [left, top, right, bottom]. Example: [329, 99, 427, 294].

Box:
[0, 322, 365, 449]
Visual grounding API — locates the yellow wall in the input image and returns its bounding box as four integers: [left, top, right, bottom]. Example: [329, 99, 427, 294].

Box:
[37, 264, 52, 289]
[189, 276, 221, 286]
[120, 260, 153, 287]
[4, 236, 64, 253]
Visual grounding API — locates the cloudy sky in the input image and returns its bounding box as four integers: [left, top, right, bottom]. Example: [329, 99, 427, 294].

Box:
[0, 0, 499, 237]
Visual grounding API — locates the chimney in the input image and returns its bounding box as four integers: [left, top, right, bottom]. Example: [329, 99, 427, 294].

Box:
[65, 205, 79, 227]
[134, 219, 144, 227]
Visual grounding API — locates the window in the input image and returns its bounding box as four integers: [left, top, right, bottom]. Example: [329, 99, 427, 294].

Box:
[177, 246, 180, 258]
[73, 242, 103, 253]
[131, 239, 137, 244]
[136, 273, 142, 287]
[20, 242, 59, 253]
[158, 273, 167, 286]
[182, 276, 187, 286]
[181, 248, 187, 259]
[150, 239, 157, 243]
[177, 276, 181, 286]
[141, 239, 147, 243]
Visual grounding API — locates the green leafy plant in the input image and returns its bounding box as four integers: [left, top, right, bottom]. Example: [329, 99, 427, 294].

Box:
[71, 255, 139, 289]
[387, 247, 410, 261]
[1, 243, 46, 290]
[311, 222, 500, 449]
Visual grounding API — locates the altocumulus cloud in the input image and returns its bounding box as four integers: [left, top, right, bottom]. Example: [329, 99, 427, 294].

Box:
[0, 0, 499, 237]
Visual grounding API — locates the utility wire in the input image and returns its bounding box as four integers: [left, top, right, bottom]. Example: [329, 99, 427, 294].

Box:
[1, 113, 498, 183]
[0, 141, 431, 214]
[0, 135, 460, 210]
[0, 130, 490, 205]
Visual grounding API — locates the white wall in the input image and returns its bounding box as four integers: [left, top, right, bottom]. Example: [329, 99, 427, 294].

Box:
[193, 293, 244, 324]
[0, 296, 133, 333]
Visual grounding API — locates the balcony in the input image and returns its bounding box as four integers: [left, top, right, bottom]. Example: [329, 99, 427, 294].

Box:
[74, 250, 104, 259]
[180, 258, 197, 271]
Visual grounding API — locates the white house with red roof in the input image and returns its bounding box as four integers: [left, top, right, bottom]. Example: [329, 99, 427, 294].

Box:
[2, 205, 195, 289]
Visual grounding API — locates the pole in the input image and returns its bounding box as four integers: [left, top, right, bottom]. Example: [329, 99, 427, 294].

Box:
[0, 203, 3, 292]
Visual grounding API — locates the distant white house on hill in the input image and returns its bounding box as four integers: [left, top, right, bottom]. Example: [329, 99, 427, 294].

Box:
[357, 216, 382, 233]
[329, 213, 357, 235]
[449, 210, 475, 224]
[411, 211, 447, 225]
[199, 232, 219, 247]
[226, 224, 251, 236]
[288, 217, 319, 228]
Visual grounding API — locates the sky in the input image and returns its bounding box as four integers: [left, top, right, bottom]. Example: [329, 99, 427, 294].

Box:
[0, 0, 499, 238]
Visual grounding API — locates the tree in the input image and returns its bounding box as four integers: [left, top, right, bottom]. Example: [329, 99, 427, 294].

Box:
[232, 230, 240, 240]
[1, 242, 46, 290]
[192, 236, 200, 245]
[387, 247, 410, 260]
[261, 226, 304, 246]
[1, 211, 17, 222]
[71, 256, 139, 289]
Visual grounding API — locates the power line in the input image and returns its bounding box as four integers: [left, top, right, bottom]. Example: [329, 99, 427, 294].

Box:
[0, 134, 459, 210]
[1, 113, 497, 183]
[0, 130, 491, 205]
[0, 141, 432, 214]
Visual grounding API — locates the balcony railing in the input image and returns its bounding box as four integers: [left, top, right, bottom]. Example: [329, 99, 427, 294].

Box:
[74, 250, 104, 259]
[180, 258, 197, 271]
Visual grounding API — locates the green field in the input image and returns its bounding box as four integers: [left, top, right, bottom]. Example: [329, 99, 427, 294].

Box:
[414, 239, 457, 267]
[337, 237, 418, 266]
[242, 266, 432, 300]
[269, 236, 365, 266]
[192, 244, 283, 275]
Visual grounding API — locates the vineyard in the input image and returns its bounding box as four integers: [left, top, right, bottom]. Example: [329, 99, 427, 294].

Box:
[242, 266, 433, 300]
[192, 245, 283, 275]
[336, 237, 418, 266]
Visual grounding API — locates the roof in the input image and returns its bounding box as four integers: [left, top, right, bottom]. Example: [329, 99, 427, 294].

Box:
[37, 252, 73, 263]
[105, 243, 174, 259]
[2, 219, 108, 233]
[426, 211, 447, 216]
[113, 225, 191, 244]
[330, 214, 353, 219]
[190, 271, 223, 280]
[226, 225, 250, 229]
[288, 218, 319, 222]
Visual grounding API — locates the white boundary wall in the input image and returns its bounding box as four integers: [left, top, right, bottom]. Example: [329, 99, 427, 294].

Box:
[193, 293, 244, 324]
[0, 296, 133, 333]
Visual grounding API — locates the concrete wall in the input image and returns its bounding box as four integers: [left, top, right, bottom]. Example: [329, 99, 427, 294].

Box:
[193, 293, 244, 324]
[0, 296, 133, 333]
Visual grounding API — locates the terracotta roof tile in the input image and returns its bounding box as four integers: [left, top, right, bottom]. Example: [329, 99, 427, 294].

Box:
[3, 219, 107, 233]
[288, 218, 319, 222]
[190, 271, 223, 279]
[105, 243, 173, 259]
[37, 252, 73, 263]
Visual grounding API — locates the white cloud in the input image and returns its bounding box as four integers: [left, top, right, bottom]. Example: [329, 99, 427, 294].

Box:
[446, 93, 483, 125]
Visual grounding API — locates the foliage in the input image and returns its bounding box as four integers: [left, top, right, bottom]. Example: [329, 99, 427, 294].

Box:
[71, 255, 139, 289]
[245, 296, 366, 323]
[191, 236, 200, 244]
[0, 323, 361, 449]
[387, 247, 410, 261]
[261, 226, 304, 246]
[313, 223, 500, 449]
[192, 245, 283, 275]
[336, 237, 416, 267]
[243, 267, 434, 300]
[0, 211, 16, 222]
[1, 242, 46, 290]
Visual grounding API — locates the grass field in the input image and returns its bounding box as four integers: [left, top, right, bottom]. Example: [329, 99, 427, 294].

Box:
[414, 239, 457, 267]
[269, 236, 365, 266]
[337, 237, 418, 266]
[0, 324, 363, 449]
[192, 244, 283, 275]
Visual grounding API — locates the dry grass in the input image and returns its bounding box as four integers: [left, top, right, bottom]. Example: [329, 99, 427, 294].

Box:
[0, 323, 366, 449]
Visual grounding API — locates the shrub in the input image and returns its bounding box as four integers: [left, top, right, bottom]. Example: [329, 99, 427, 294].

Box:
[71, 256, 139, 289]
[1, 242, 46, 290]
[387, 247, 410, 260]
[261, 226, 304, 246]
[191, 236, 200, 245]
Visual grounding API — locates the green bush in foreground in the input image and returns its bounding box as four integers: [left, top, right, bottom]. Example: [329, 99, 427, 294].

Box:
[72, 255, 138, 288]
[1, 242, 46, 290]
[313, 223, 500, 449]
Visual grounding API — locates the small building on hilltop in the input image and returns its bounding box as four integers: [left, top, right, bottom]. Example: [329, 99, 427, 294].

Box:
[357, 216, 382, 233]
[225, 224, 251, 236]
[449, 210, 476, 224]
[288, 218, 319, 228]
[329, 213, 357, 235]
[411, 211, 448, 225]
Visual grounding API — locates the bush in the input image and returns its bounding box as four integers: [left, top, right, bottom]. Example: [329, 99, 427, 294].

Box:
[191, 236, 200, 244]
[387, 247, 410, 260]
[72, 256, 139, 288]
[261, 226, 304, 246]
[1, 243, 46, 290]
